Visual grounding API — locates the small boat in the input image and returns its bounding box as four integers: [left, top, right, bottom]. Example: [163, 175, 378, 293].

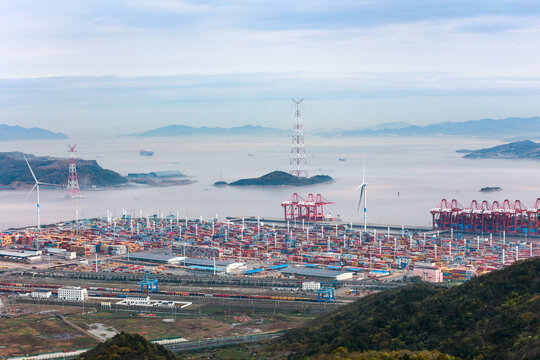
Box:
[338, 158, 346, 162]
[140, 149, 154, 156]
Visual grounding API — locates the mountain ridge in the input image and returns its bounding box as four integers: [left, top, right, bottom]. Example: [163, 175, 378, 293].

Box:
[130, 124, 289, 137]
[0, 124, 68, 141]
[318, 117, 540, 137]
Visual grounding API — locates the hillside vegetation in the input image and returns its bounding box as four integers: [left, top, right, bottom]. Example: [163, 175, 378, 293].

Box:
[274, 258, 540, 359]
[227, 170, 333, 186]
[0, 152, 126, 187]
[77, 332, 179, 360]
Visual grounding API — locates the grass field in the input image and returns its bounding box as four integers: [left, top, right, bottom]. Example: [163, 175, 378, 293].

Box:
[0, 301, 314, 357]
[0, 312, 97, 357]
[66, 308, 313, 341]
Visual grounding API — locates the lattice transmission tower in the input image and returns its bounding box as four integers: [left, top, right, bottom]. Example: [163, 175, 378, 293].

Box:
[289, 98, 308, 178]
[66, 144, 81, 199]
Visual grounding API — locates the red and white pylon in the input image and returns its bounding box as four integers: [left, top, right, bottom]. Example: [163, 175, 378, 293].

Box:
[66, 144, 81, 199]
[289, 98, 308, 178]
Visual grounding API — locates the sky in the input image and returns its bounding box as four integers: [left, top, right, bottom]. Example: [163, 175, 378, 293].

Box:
[1, 0, 540, 136]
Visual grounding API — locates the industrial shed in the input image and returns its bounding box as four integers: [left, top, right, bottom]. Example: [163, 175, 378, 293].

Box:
[280, 267, 353, 281]
[125, 252, 185, 264]
[183, 258, 245, 273]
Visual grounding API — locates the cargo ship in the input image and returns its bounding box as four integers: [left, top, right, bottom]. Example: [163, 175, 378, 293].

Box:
[140, 149, 154, 156]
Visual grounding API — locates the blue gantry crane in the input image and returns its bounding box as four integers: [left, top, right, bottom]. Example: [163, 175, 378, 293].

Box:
[138, 275, 159, 293]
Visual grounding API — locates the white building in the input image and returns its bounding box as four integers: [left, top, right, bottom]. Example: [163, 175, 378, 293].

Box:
[126, 296, 150, 305]
[58, 286, 88, 301]
[60, 251, 77, 259]
[30, 289, 52, 298]
[302, 281, 321, 291]
[46, 248, 66, 255]
[101, 302, 112, 309]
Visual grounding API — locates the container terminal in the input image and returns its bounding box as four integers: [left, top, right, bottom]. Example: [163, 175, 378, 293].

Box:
[0, 208, 538, 360]
[1, 212, 538, 289]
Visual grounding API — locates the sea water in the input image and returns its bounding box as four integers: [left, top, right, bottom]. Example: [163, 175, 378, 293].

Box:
[0, 135, 537, 229]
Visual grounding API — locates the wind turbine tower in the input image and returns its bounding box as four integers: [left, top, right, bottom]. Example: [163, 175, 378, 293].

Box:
[357, 159, 368, 234]
[66, 144, 81, 199]
[289, 98, 308, 178]
[24, 156, 53, 231]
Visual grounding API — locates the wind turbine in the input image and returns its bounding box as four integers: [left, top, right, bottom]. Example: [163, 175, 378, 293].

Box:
[24, 155, 54, 231]
[356, 159, 368, 234]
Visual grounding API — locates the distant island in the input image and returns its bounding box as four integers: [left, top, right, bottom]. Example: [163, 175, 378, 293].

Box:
[480, 186, 502, 193]
[127, 170, 194, 186]
[0, 152, 126, 188]
[129, 124, 289, 137]
[459, 140, 540, 159]
[0, 124, 68, 141]
[319, 117, 540, 138]
[216, 170, 333, 186]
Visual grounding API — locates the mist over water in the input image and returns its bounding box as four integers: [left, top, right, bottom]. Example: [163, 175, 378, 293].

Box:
[1, 135, 538, 230]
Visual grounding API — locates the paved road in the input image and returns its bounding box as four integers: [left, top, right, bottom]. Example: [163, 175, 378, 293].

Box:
[165, 331, 286, 352]
[6, 332, 284, 359]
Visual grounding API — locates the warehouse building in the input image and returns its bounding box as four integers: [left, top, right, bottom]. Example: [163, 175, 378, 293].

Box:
[280, 267, 353, 281]
[183, 258, 245, 273]
[0, 249, 42, 262]
[125, 251, 185, 264]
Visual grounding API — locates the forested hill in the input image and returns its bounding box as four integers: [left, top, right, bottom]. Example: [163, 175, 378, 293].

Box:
[77, 332, 179, 360]
[0, 152, 126, 187]
[274, 258, 540, 359]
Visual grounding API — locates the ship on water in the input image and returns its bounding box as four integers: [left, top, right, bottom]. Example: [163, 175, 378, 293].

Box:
[140, 149, 154, 156]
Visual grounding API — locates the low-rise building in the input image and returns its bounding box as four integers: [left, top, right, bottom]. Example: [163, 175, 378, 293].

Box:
[30, 289, 52, 298]
[59, 251, 76, 259]
[58, 286, 88, 301]
[101, 302, 112, 309]
[126, 296, 150, 305]
[412, 265, 443, 283]
[302, 281, 321, 291]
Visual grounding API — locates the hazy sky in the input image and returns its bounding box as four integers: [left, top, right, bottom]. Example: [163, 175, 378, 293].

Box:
[1, 0, 540, 136]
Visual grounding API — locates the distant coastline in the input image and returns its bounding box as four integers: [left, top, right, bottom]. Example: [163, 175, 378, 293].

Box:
[459, 140, 540, 160]
[0, 152, 195, 190]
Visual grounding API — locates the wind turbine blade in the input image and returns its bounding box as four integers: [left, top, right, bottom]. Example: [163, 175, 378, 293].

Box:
[362, 158, 365, 184]
[23, 156, 38, 183]
[38, 182, 57, 187]
[25, 183, 38, 201]
[357, 185, 365, 213]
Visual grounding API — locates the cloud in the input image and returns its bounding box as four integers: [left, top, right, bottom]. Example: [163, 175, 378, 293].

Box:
[1, 0, 540, 135]
[128, 0, 213, 13]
